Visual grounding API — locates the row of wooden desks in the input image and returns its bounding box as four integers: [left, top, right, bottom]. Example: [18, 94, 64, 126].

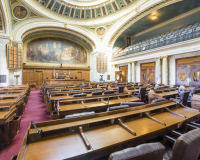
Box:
[0, 85, 30, 147]
[53, 94, 140, 119]
[16, 101, 200, 160]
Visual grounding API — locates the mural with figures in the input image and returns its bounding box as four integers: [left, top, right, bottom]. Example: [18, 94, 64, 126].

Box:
[26, 37, 88, 65]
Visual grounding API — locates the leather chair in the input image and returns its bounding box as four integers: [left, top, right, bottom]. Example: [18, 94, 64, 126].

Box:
[91, 92, 102, 96]
[65, 111, 95, 118]
[104, 90, 117, 95]
[109, 105, 129, 111]
[73, 93, 87, 98]
[93, 84, 97, 88]
[117, 86, 124, 94]
[134, 87, 146, 102]
[108, 142, 165, 160]
[120, 102, 145, 107]
[163, 128, 200, 160]
[170, 91, 190, 106]
[151, 98, 167, 104]
[85, 83, 89, 87]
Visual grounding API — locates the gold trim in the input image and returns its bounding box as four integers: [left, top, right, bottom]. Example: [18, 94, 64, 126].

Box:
[9, 0, 19, 6]
[23, 34, 90, 67]
[12, 4, 28, 21]
[161, 56, 171, 59]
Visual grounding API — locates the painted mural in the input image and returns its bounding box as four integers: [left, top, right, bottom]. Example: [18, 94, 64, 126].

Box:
[96, 27, 105, 36]
[26, 37, 88, 65]
[13, 6, 28, 20]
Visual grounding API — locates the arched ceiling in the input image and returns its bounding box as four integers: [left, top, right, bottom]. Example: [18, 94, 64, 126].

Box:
[22, 29, 94, 52]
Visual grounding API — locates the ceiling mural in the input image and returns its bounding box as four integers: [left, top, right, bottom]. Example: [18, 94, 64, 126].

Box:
[9, 0, 40, 27]
[34, 0, 137, 19]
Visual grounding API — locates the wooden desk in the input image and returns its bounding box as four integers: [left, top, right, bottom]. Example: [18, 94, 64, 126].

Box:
[56, 94, 140, 119]
[17, 101, 199, 160]
[0, 93, 21, 100]
[0, 90, 24, 94]
[45, 79, 85, 84]
[148, 89, 178, 103]
[0, 99, 17, 106]
[0, 107, 21, 146]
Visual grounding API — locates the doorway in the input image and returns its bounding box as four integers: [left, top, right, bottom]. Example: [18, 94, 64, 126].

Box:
[35, 71, 43, 86]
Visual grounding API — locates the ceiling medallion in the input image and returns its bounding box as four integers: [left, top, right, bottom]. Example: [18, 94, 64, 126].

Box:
[12, 5, 28, 20]
[96, 27, 106, 37]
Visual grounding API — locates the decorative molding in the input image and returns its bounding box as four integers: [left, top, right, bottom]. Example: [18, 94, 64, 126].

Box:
[0, 38, 10, 44]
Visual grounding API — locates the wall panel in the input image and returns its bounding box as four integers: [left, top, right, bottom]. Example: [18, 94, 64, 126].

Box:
[22, 66, 90, 85]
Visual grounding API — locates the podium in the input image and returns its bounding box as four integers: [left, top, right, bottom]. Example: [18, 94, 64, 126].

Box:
[14, 75, 20, 85]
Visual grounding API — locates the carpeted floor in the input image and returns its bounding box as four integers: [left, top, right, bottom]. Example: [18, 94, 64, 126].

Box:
[0, 88, 51, 160]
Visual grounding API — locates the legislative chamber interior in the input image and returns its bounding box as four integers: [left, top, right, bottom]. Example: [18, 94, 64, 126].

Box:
[1, 0, 200, 160]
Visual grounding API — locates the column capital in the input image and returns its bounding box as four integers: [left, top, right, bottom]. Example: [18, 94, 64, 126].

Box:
[161, 55, 171, 59]
[155, 57, 161, 59]
[130, 61, 137, 64]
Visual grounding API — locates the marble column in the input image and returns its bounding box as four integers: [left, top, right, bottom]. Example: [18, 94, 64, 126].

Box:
[162, 56, 170, 85]
[155, 57, 162, 84]
[111, 65, 115, 81]
[131, 61, 136, 83]
[128, 63, 132, 82]
[0, 38, 10, 86]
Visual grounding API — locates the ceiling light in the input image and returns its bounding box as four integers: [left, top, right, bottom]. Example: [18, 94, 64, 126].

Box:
[152, 16, 157, 20]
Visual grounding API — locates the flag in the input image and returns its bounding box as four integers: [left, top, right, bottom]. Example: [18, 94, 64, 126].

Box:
[68, 67, 70, 77]
[53, 66, 55, 77]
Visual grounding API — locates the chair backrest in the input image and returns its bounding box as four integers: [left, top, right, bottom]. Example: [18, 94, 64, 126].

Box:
[108, 142, 165, 160]
[117, 86, 124, 93]
[180, 91, 190, 106]
[109, 105, 129, 111]
[70, 77, 73, 79]
[104, 90, 116, 95]
[73, 93, 87, 98]
[91, 92, 102, 96]
[105, 85, 108, 90]
[170, 128, 200, 160]
[121, 102, 145, 107]
[139, 87, 146, 99]
[93, 84, 97, 88]
[86, 83, 89, 87]
[194, 89, 200, 94]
